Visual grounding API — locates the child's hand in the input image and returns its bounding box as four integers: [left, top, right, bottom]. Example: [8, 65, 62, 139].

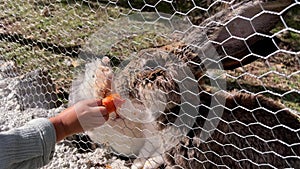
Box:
[74, 98, 111, 132]
[50, 99, 112, 142]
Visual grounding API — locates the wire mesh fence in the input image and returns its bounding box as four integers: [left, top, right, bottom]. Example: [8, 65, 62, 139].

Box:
[0, 0, 299, 168]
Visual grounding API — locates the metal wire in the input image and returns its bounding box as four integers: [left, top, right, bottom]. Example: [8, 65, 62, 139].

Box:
[0, 0, 299, 168]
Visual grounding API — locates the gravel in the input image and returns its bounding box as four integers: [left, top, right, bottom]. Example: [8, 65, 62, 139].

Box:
[0, 62, 129, 169]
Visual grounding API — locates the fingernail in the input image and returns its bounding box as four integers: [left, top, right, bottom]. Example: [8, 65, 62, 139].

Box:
[96, 99, 102, 106]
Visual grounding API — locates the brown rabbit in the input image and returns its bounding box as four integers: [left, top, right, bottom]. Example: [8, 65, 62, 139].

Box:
[70, 0, 299, 168]
[124, 0, 299, 168]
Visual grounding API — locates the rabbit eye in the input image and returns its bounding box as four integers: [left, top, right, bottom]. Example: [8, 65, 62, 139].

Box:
[92, 75, 95, 78]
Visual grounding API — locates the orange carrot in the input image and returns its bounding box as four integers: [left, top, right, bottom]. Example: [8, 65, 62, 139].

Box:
[102, 94, 124, 113]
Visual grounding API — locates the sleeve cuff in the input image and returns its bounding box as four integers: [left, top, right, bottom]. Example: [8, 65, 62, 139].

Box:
[25, 118, 56, 165]
[0, 118, 57, 168]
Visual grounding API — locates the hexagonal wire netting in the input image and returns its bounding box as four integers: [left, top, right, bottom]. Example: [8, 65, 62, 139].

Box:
[0, 0, 299, 168]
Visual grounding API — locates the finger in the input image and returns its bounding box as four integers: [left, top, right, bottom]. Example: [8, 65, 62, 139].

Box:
[82, 98, 102, 107]
[91, 112, 109, 121]
[90, 106, 109, 117]
[79, 113, 108, 131]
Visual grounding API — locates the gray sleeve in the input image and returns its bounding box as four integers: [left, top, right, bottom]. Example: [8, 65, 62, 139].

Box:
[0, 118, 56, 169]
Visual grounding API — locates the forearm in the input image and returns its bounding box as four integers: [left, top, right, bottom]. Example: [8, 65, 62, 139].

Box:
[49, 106, 83, 142]
[0, 118, 56, 169]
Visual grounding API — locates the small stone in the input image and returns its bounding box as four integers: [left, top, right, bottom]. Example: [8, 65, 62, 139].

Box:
[7, 92, 15, 100]
[72, 156, 78, 161]
[62, 162, 69, 168]
[15, 105, 20, 111]
[0, 80, 8, 88]
[1, 126, 10, 131]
